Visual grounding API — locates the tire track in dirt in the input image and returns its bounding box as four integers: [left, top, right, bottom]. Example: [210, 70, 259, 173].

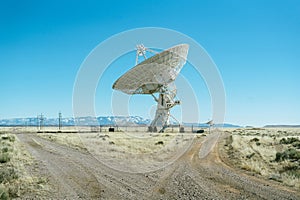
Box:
[17, 132, 300, 199]
[17, 134, 156, 199]
[17, 134, 103, 199]
[148, 131, 300, 199]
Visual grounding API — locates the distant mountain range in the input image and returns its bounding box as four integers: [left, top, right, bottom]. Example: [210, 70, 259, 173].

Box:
[0, 116, 150, 126]
[182, 122, 240, 128]
[264, 125, 300, 128]
[0, 116, 241, 127]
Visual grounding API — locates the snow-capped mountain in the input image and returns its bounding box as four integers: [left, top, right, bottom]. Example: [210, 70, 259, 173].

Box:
[0, 116, 151, 126]
[0, 116, 241, 127]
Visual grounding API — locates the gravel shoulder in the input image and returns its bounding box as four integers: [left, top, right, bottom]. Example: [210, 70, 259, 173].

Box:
[16, 132, 300, 199]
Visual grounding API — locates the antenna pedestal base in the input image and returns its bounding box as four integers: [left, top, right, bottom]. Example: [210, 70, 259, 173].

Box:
[149, 92, 179, 133]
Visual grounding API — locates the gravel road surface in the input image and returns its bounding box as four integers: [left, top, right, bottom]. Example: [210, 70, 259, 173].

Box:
[17, 133, 300, 199]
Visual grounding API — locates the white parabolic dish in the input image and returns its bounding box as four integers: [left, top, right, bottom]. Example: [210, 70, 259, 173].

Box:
[112, 44, 189, 94]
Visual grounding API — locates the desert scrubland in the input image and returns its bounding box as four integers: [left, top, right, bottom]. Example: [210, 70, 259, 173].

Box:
[0, 132, 48, 199]
[0, 127, 299, 199]
[221, 128, 300, 189]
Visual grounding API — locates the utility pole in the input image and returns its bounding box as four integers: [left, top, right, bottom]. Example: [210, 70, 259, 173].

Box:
[40, 113, 44, 130]
[58, 112, 62, 131]
[37, 114, 39, 131]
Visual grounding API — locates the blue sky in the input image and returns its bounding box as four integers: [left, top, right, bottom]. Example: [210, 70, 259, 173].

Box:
[0, 0, 299, 126]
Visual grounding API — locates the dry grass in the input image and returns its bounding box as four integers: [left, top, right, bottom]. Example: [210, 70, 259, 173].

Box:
[0, 132, 49, 199]
[224, 128, 300, 189]
[37, 132, 86, 151]
[37, 131, 196, 172]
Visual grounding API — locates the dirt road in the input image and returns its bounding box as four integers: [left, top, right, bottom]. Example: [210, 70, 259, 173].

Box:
[17, 133, 300, 199]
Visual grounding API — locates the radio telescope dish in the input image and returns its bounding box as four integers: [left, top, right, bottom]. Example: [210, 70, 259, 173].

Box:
[112, 44, 189, 132]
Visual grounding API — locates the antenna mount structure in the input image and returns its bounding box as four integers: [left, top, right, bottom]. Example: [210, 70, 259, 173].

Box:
[149, 85, 181, 132]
